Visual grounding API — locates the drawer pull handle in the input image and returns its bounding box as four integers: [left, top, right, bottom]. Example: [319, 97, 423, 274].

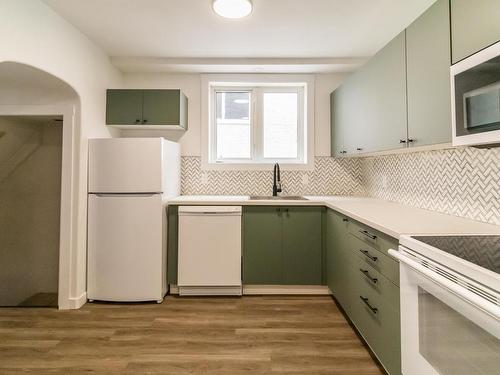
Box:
[359, 268, 378, 284]
[359, 249, 378, 262]
[360, 296, 378, 314]
[359, 229, 377, 240]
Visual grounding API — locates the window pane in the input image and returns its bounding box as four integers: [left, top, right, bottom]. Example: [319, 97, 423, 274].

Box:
[263, 92, 298, 158]
[215, 91, 251, 159]
[216, 91, 250, 121]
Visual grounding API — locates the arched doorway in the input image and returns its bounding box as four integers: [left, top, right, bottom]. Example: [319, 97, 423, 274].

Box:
[0, 62, 79, 309]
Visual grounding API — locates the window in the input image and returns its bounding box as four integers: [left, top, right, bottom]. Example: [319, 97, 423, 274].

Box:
[209, 85, 306, 165]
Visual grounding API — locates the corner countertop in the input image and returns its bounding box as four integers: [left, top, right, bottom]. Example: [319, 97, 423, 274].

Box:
[167, 195, 500, 239]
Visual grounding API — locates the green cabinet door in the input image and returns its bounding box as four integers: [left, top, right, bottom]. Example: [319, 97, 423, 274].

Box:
[358, 31, 407, 152]
[451, 0, 500, 63]
[331, 32, 407, 154]
[243, 206, 283, 284]
[325, 209, 352, 312]
[282, 207, 322, 285]
[142, 89, 187, 128]
[106, 89, 143, 125]
[330, 91, 346, 156]
[406, 0, 452, 147]
[167, 205, 179, 284]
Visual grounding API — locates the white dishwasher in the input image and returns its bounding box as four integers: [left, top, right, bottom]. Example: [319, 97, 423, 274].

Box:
[178, 206, 242, 296]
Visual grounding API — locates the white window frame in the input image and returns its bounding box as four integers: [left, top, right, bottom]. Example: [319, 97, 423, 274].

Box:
[201, 74, 315, 171]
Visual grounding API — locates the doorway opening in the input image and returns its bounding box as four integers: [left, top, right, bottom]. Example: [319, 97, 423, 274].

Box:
[0, 115, 63, 307]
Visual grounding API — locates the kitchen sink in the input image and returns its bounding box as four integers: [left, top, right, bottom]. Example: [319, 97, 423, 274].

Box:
[249, 195, 308, 201]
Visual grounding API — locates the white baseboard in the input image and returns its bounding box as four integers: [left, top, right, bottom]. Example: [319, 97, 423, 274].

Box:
[243, 285, 331, 295]
[169, 285, 331, 296]
[169, 285, 179, 294]
[62, 292, 87, 310]
[179, 286, 242, 296]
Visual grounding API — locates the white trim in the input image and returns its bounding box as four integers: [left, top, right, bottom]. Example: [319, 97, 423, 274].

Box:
[68, 291, 87, 309]
[201, 74, 315, 170]
[343, 142, 453, 158]
[179, 286, 243, 296]
[243, 285, 330, 295]
[0, 104, 77, 310]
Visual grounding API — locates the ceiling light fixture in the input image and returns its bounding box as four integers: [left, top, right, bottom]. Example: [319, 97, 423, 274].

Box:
[213, 0, 252, 19]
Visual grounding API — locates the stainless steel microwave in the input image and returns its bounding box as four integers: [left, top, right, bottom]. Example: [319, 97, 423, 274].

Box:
[451, 41, 500, 147]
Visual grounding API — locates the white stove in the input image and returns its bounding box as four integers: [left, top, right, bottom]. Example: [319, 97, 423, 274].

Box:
[389, 235, 500, 375]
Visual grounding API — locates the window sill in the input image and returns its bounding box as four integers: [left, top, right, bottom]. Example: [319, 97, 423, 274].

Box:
[200, 160, 315, 171]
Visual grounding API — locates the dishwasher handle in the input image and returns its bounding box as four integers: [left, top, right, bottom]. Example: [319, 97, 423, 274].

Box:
[178, 205, 242, 216]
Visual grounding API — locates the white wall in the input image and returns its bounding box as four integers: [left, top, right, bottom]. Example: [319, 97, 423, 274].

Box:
[0, 118, 62, 306]
[0, 0, 123, 308]
[121, 73, 346, 157]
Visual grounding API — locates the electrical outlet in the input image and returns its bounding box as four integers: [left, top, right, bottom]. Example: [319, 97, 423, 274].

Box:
[301, 174, 309, 185]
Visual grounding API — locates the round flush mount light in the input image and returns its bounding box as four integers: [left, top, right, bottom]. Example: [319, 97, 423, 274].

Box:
[213, 0, 252, 19]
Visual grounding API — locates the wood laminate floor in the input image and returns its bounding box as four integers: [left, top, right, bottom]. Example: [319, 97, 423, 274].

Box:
[0, 296, 383, 374]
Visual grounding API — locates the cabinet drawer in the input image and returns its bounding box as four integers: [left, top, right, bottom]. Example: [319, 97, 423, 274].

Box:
[351, 254, 400, 312]
[350, 273, 401, 375]
[349, 220, 398, 253]
[349, 234, 399, 286]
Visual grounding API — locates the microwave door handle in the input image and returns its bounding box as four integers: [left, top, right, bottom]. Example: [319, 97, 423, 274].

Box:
[388, 249, 500, 320]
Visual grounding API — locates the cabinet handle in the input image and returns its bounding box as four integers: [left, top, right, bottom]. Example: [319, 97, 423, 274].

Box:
[399, 139, 407, 143]
[276, 208, 281, 213]
[359, 229, 377, 240]
[340, 150, 347, 154]
[356, 147, 363, 151]
[342, 218, 349, 222]
[284, 208, 289, 213]
[359, 268, 378, 284]
[142, 119, 148, 124]
[360, 296, 378, 314]
[135, 119, 141, 124]
[408, 138, 414, 143]
[359, 249, 378, 262]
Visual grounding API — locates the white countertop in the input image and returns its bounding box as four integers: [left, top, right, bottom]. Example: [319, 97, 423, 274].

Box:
[168, 195, 500, 239]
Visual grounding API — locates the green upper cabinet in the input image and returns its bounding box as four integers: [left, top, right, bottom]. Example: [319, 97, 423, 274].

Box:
[282, 207, 322, 285]
[243, 206, 323, 285]
[106, 89, 143, 126]
[330, 91, 346, 156]
[106, 89, 188, 130]
[406, 0, 452, 146]
[451, 0, 500, 63]
[330, 32, 407, 156]
[357, 31, 407, 153]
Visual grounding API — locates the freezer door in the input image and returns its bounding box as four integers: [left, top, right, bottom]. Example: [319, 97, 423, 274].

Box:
[88, 138, 163, 193]
[87, 194, 165, 302]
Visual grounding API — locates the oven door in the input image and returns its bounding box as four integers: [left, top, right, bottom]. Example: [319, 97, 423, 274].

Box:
[390, 249, 500, 375]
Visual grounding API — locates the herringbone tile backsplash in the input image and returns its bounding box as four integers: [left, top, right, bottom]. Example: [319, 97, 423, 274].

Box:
[181, 156, 364, 196]
[362, 147, 500, 225]
[181, 147, 500, 225]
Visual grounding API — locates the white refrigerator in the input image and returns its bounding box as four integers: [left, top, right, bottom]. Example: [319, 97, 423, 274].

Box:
[87, 138, 180, 302]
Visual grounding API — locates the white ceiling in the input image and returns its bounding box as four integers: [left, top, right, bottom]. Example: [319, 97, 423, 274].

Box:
[44, 0, 436, 73]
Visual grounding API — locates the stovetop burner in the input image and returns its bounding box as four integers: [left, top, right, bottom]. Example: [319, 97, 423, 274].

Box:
[411, 235, 500, 274]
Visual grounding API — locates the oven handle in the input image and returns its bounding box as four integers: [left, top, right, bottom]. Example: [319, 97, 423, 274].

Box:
[388, 249, 500, 320]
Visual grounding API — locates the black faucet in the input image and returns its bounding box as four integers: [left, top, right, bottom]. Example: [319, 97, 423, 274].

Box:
[272, 163, 282, 196]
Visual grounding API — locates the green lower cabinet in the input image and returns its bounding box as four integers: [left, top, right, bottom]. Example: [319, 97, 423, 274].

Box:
[243, 206, 283, 284]
[326, 208, 401, 374]
[282, 207, 322, 285]
[167, 205, 178, 284]
[325, 209, 351, 309]
[243, 206, 323, 285]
